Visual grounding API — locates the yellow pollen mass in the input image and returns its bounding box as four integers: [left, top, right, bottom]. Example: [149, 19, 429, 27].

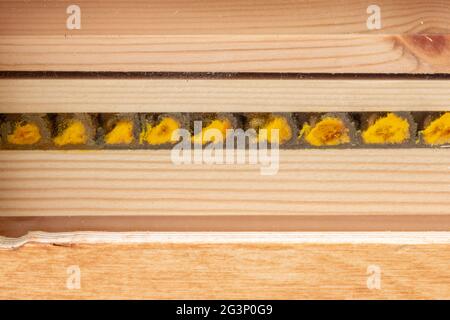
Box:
[421, 112, 450, 145]
[362, 113, 410, 144]
[302, 117, 350, 146]
[258, 116, 292, 144]
[105, 120, 134, 145]
[192, 119, 232, 144]
[54, 121, 87, 146]
[140, 117, 180, 145]
[7, 122, 41, 145]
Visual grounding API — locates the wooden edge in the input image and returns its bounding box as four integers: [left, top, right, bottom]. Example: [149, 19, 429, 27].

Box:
[1, 231, 450, 250]
[2, 215, 450, 238]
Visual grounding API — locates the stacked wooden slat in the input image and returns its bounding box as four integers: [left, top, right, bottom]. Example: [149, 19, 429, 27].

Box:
[0, 0, 449, 299]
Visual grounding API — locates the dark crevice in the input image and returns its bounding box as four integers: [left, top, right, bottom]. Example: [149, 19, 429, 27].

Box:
[1, 71, 450, 80]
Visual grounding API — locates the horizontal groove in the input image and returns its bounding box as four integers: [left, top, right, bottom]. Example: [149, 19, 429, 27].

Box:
[1, 111, 450, 149]
[1, 71, 450, 80]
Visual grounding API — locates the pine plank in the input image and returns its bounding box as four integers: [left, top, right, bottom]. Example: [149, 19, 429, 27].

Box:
[1, 78, 450, 113]
[0, 149, 449, 224]
[0, 1, 449, 72]
[0, 232, 449, 299]
[1, 35, 449, 73]
[1, 0, 449, 35]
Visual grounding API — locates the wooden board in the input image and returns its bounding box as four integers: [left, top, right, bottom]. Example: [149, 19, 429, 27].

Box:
[1, 78, 450, 113]
[0, 232, 449, 299]
[2, 0, 449, 35]
[1, 34, 449, 73]
[0, 1, 449, 73]
[1, 0, 449, 301]
[1, 149, 450, 233]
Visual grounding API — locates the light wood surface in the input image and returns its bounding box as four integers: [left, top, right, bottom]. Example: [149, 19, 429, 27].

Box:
[0, 1, 449, 73]
[3, 231, 450, 248]
[0, 149, 449, 221]
[1, 34, 449, 73]
[1, 232, 449, 299]
[1, 78, 450, 113]
[1, 0, 449, 35]
[1, 1, 449, 300]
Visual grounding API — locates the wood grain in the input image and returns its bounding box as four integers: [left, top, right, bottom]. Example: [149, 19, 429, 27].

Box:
[2, 1, 449, 300]
[1, 78, 450, 113]
[1, 0, 449, 35]
[0, 234, 449, 299]
[3, 231, 450, 248]
[3, 215, 450, 237]
[0, 1, 449, 72]
[1, 34, 449, 73]
[0, 149, 450, 220]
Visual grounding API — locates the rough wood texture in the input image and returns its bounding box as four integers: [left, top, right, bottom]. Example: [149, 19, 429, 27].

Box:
[0, 150, 450, 222]
[1, 233, 449, 299]
[1, 78, 450, 113]
[3, 231, 450, 248]
[0, 1, 449, 72]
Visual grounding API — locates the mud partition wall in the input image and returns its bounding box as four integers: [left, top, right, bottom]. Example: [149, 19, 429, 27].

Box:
[0, 0, 450, 299]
